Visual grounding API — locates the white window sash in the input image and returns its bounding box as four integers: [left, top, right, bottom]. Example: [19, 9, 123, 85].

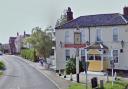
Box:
[96, 29, 102, 42]
[113, 28, 119, 42]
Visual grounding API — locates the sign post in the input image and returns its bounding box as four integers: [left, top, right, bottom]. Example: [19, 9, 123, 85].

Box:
[81, 56, 88, 89]
[74, 27, 81, 83]
[76, 48, 79, 83]
[110, 50, 114, 86]
[85, 58, 88, 89]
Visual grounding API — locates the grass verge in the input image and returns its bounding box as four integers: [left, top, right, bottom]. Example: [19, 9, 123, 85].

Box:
[0, 61, 5, 70]
[68, 83, 91, 89]
[68, 79, 128, 89]
[0, 71, 3, 77]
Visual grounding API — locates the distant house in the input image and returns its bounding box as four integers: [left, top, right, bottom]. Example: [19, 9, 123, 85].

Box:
[55, 7, 128, 72]
[15, 31, 31, 54]
[45, 29, 56, 66]
[2, 44, 10, 53]
[9, 37, 16, 54]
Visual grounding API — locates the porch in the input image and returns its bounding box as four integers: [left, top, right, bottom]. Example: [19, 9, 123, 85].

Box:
[86, 43, 109, 72]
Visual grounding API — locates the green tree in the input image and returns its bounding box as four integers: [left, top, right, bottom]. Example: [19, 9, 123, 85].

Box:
[55, 9, 67, 27]
[26, 26, 52, 59]
[45, 26, 55, 40]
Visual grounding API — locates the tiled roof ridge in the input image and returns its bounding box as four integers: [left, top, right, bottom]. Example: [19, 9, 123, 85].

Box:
[55, 13, 128, 29]
[79, 13, 119, 17]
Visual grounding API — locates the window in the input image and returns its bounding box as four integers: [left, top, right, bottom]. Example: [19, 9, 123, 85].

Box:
[81, 49, 85, 61]
[95, 54, 101, 60]
[65, 31, 70, 43]
[87, 54, 94, 60]
[65, 49, 70, 60]
[96, 29, 102, 42]
[113, 28, 118, 42]
[113, 50, 118, 63]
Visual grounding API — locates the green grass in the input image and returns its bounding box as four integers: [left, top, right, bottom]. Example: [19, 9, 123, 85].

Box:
[103, 80, 128, 89]
[68, 80, 128, 89]
[0, 71, 3, 76]
[68, 83, 91, 89]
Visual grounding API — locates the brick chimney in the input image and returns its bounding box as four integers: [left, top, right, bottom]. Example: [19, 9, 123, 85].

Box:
[67, 7, 73, 21]
[123, 7, 128, 15]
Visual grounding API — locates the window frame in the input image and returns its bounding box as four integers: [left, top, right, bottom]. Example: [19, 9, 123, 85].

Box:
[81, 49, 85, 61]
[113, 49, 119, 63]
[87, 54, 94, 60]
[96, 29, 102, 42]
[113, 28, 119, 42]
[65, 49, 70, 60]
[65, 31, 70, 43]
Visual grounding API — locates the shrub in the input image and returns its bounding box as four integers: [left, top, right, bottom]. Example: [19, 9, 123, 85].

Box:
[66, 58, 76, 74]
[20, 48, 38, 62]
[0, 61, 5, 70]
[66, 58, 89, 74]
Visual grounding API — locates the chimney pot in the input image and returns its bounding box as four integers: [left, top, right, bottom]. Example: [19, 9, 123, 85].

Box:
[123, 7, 128, 15]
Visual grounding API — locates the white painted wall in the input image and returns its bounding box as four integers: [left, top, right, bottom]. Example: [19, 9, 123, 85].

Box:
[15, 35, 24, 53]
[56, 25, 128, 70]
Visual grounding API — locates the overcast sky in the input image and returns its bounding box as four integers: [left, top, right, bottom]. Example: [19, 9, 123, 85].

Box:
[0, 0, 128, 43]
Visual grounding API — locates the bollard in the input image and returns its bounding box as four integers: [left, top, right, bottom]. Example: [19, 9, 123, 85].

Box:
[91, 77, 98, 88]
[64, 70, 66, 78]
[100, 80, 104, 89]
[59, 70, 61, 76]
[106, 72, 109, 82]
[114, 71, 117, 80]
[70, 73, 73, 81]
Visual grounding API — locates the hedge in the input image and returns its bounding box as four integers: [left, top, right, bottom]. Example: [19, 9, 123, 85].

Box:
[0, 61, 5, 70]
[66, 58, 89, 74]
[20, 48, 38, 62]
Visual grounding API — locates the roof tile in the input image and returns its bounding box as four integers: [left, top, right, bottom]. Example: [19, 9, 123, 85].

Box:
[55, 13, 128, 29]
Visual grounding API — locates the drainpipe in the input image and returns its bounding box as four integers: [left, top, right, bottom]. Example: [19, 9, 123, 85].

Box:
[88, 27, 90, 44]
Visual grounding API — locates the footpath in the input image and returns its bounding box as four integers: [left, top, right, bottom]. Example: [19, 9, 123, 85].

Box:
[17, 56, 72, 89]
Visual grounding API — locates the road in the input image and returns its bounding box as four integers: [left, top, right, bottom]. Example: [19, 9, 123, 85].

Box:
[0, 55, 58, 89]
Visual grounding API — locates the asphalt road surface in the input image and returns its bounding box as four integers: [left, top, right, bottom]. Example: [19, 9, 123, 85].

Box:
[0, 55, 58, 89]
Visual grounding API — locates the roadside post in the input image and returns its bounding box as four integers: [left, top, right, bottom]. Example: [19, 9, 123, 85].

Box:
[82, 56, 88, 89]
[74, 25, 86, 83]
[85, 60, 88, 89]
[110, 50, 115, 86]
[74, 26, 80, 83]
[76, 48, 79, 82]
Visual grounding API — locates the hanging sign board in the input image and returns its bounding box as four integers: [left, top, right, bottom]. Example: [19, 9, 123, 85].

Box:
[74, 32, 81, 44]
